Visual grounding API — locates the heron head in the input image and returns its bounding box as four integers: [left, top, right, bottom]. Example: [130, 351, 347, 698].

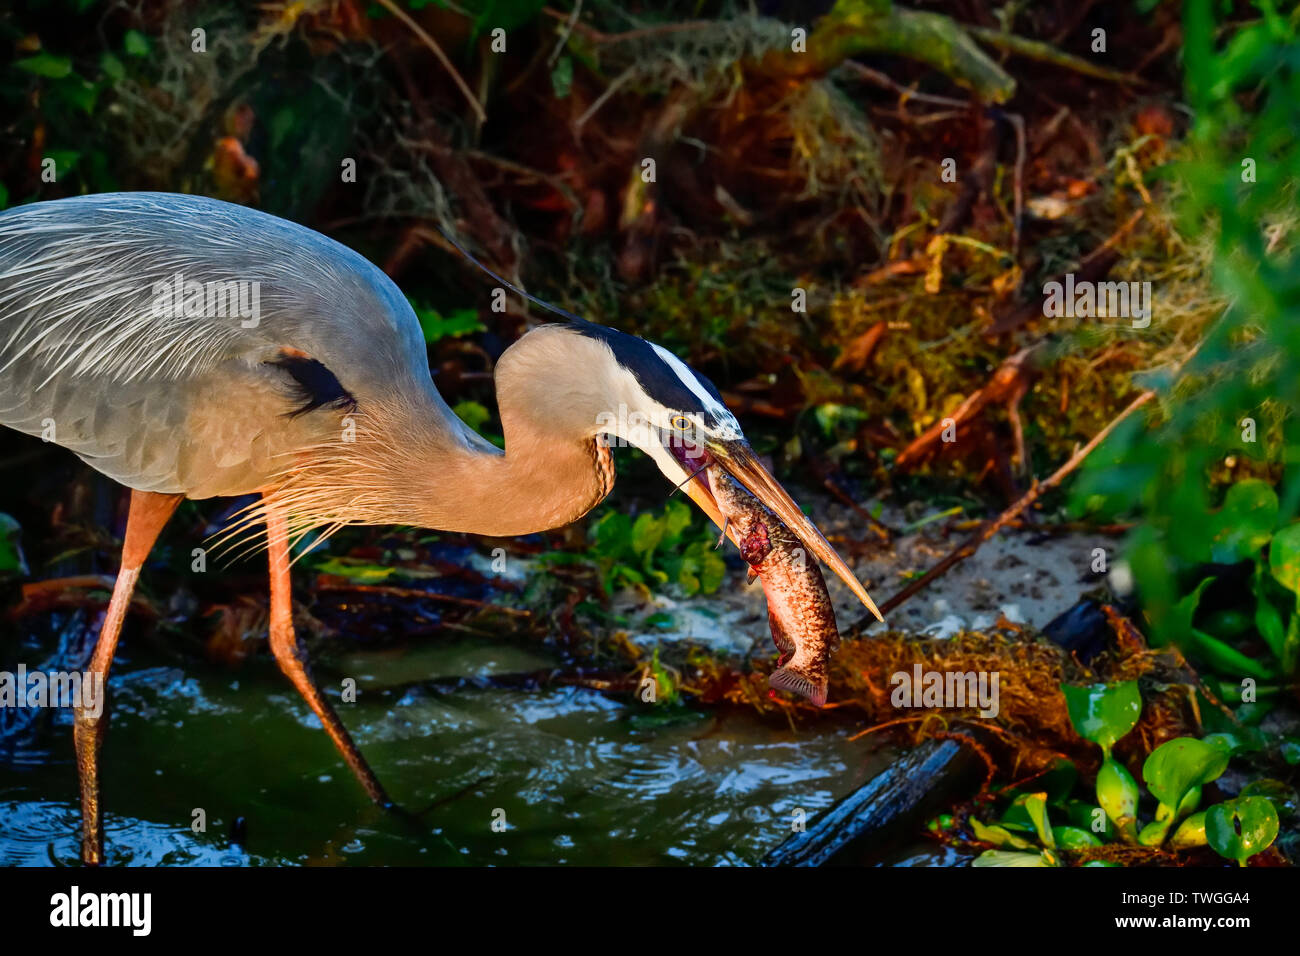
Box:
[574, 321, 882, 621]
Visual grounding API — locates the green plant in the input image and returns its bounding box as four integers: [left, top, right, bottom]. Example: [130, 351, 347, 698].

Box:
[1114, 479, 1300, 691]
[1061, 680, 1142, 759]
[0, 513, 28, 578]
[1073, 2, 1300, 689]
[972, 681, 1281, 865]
[410, 303, 485, 343]
[1206, 797, 1280, 867]
[1138, 737, 1229, 845]
[544, 498, 728, 599]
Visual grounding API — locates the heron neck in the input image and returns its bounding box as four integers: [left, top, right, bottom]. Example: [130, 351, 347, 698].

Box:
[409, 326, 619, 536]
[431, 427, 614, 537]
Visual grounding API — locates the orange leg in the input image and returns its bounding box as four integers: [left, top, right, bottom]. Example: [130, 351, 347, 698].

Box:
[74, 489, 182, 866]
[264, 500, 390, 806]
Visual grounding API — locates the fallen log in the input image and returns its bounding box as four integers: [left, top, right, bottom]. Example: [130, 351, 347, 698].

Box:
[761, 737, 983, 866]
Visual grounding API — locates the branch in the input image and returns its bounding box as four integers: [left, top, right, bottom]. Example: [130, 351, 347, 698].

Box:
[864, 389, 1156, 626]
[760, 1, 1015, 103]
[374, 0, 486, 124]
[966, 25, 1147, 87]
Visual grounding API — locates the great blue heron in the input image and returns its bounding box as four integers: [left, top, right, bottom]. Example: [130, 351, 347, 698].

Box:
[0, 192, 881, 864]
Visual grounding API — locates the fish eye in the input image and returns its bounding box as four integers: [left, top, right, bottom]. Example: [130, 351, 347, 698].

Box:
[671, 414, 691, 431]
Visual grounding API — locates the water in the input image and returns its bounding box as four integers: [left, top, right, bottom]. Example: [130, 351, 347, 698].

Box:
[0, 634, 891, 866]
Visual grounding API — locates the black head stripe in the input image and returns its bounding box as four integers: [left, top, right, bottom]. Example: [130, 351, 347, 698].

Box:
[567, 321, 723, 426]
[268, 352, 358, 417]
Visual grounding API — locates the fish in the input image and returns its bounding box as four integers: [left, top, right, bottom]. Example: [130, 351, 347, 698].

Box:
[706, 465, 841, 706]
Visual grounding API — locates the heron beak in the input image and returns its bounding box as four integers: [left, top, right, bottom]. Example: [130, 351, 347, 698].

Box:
[706, 438, 884, 622]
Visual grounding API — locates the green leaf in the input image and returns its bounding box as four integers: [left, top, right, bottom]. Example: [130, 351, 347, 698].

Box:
[1203, 731, 1258, 757]
[1142, 737, 1229, 819]
[1037, 759, 1079, 803]
[592, 512, 632, 559]
[0, 513, 28, 577]
[52, 75, 99, 115]
[1164, 576, 1215, 650]
[467, 0, 545, 42]
[660, 499, 693, 548]
[1206, 797, 1279, 866]
[1269, 522, 1300, 594]
[972, 850, 1054, 867]
[1096, 757, 1140, 841]
[1138, 819, 1172, 846]
[14, 53, 74, 78]
[688, 541, 726, 595]
[1020, 793, 1054, 849]
[1209, 479, 1278, 562]
[100, 51, 125, 82]
[630, 512, 665, 559]
[312, 557, 394, 583]
[970, 817, 1035, 849]
[1238, 778, 1298, 820]
[1051, 826, 1101, 849]
[1169, 810, 1208, 849]
[1253, 561, 1287, 661]
[44, 149, 80, 177]
[123, 29, 151, 58]
[550, 55, 573, 98]
[1062, 680, 1142, 755]
[411, 303, 485, 343]
[1284, 615, 1300, 676]
[452, 400, 491, 435]
[1188, 627, 1277, 679]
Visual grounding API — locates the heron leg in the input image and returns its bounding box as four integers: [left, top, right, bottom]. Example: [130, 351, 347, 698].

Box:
[264, 503, 391, 807]
[74, 489, 182, 866]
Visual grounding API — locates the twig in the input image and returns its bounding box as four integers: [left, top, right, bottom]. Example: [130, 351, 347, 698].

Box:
[575, 65, 636, 135]
[867, 389, 1156, 624]
[847, 715, 929, 742]
[894, 344, 1040, 472]
[10, 575, 156, 620]
[373, 0, 486, 124]
[839, 61, 970, 109]
[547, 0, 581, 66]
[966, 25, 1147, 87]
[987, 208, 1145, 334]
[1007, 112, 1026, 256]
[315, 581, 531, 616]
[820, 477, 892, 542]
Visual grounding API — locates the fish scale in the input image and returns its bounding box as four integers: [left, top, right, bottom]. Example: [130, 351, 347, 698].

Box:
[707, 466, 841, 706]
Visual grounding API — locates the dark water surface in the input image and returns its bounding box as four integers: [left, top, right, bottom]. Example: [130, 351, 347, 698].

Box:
[0, 635, 891, 866]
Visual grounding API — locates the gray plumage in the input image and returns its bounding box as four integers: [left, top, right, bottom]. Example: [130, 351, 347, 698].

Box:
[0, 192, 476, 502]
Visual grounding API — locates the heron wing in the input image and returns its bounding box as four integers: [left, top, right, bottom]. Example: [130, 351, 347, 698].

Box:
[0, 192, 472, 495]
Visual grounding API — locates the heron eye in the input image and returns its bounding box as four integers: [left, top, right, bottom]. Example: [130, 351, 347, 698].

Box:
[671, 415, 691, 431]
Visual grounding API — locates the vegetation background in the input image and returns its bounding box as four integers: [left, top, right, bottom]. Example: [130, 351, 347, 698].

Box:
[1, 0, 1297, 866]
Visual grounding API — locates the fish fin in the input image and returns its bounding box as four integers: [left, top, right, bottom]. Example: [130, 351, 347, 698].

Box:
[746, 567, 759, 585]
[769, 666, 828, 707]
[767, 608, 795, 658]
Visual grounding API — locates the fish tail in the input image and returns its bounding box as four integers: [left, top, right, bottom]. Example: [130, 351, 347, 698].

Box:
[769, 664, 828, 707]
